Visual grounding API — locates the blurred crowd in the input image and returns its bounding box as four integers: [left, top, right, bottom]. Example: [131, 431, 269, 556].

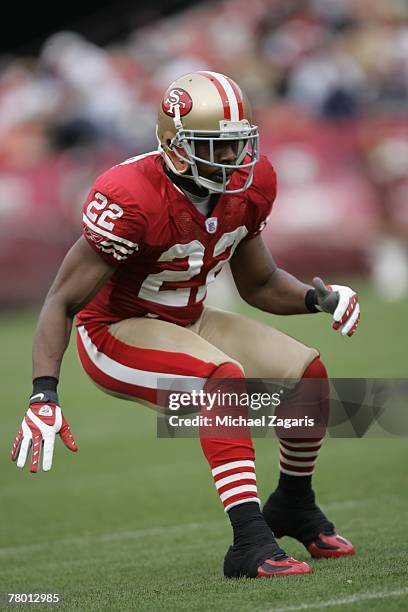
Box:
[2, 0, 407, 152]
[0, 0, 407, 304]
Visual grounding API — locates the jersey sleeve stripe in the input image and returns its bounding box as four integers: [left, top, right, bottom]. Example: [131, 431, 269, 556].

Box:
[99, 240, 135, 255]
[83, 214, 139, 249]
[98, 246, 127, 261]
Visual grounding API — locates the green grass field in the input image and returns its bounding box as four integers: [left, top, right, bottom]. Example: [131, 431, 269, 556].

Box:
[1, 281, 407, 611]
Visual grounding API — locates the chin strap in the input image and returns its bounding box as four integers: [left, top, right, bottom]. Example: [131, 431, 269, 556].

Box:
[164, 157, 228, 194]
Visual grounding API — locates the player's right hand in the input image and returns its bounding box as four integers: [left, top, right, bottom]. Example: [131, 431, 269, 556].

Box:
[11, 396, 78, 473]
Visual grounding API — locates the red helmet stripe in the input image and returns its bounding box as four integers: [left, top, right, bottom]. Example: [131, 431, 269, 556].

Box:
[198, 71, 232, 120]
[226, 77, 244, 120]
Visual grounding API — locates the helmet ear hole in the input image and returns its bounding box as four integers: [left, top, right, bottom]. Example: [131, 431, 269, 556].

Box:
[167, 147, 189, 174]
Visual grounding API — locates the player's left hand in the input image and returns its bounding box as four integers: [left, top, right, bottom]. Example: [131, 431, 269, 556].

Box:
[312, 277, 360, 337]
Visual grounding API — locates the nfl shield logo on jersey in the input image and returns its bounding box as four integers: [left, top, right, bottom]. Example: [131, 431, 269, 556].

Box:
[205, 217, 218, 233]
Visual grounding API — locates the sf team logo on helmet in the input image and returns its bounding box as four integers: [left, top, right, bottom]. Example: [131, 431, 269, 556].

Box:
[162, 88, 193, 118]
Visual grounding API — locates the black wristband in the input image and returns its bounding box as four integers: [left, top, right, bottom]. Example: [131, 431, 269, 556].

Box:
[31, 376, 59, 404]
[305, 289, 319, 313]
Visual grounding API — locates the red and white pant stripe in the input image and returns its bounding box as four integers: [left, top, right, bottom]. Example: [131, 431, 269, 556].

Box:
[278, 438, 323, 477]
[212, 460, 260, 512]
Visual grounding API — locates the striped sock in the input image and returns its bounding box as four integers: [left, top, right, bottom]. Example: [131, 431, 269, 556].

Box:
[278, 437, 323, 476]
[212, 459, 260, 512]
[277, 357, 328, 480]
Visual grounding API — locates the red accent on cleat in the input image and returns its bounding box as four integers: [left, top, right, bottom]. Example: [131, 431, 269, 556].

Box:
[257, 557, 312, 577]
[308, 532, 355, 558]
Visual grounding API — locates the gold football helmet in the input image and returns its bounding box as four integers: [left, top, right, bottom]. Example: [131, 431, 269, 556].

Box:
[157, 71, 259, 194]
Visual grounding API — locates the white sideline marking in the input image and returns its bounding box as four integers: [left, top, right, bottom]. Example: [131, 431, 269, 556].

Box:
[321, 500, 358, 511]
[266, 588, 408, 612]
[0, 499, 362, 557]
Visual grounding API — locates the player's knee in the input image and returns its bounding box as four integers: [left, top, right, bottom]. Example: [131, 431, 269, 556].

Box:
[301, 356, 330, 410]
[302, 356, 328, 379]
[211, 361, 245, 379]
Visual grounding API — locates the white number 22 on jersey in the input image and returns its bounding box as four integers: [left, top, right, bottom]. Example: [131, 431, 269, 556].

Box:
[138, 226, 248, 307]
[86, 192, 124, 231]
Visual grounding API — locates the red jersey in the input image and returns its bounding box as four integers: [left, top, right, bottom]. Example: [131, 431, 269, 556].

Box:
[77, 152, 276, 327]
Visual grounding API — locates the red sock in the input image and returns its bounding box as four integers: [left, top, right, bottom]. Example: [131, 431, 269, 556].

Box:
[200, 362, 259, 512]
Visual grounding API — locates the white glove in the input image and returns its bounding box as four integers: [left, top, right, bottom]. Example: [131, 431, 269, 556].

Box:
[312, 277, 360, 337]
[12, 401, 78, 473]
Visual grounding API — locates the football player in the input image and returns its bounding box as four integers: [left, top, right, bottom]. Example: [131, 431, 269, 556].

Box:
[12, 71, 360, 579]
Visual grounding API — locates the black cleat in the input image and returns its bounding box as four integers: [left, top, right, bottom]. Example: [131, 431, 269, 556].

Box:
[224, 541, 311, 578]
[262, 489, 355, 559]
